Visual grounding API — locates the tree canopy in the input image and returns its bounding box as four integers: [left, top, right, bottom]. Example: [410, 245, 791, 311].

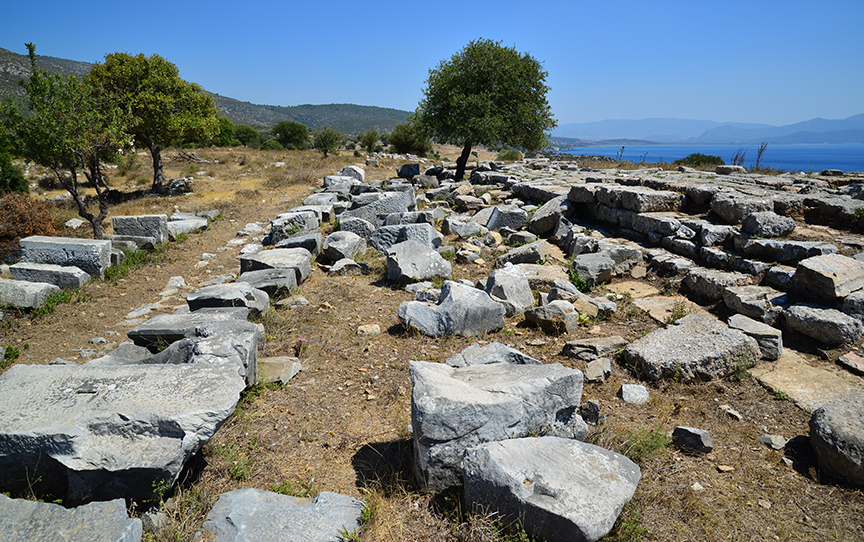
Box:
[415, 38, 556, 180]
[272, 121, 310, 150]
[2, 44, 128, 238]
[388, 122, 433, 156]
[312, 126, 343, 157]
[86, 52, 219, 191]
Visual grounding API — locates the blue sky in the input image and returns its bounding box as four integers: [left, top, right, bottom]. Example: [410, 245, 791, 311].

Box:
[2, 0, 862, 127]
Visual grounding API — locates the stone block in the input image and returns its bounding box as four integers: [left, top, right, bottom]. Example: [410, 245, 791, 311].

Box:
[20, 236, 112, 279]
[0, 278, 60, 309]
[112, 214, 169, 244]
[9, 262, 89, 290]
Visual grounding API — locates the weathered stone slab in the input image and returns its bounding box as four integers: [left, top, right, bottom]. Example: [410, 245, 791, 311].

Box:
[525, 300, 580, 334]
[386, 240, 452, 283]
[239, 248, 312, 284]
[514, 263, 569, 290]
[127, 309, 249, 347]
[398, 281, 505, 337]
[785, 304, 864, 346]
[485, 264, 534, 316]
[0, 278, 60, 308]
[322, 231, 366, 262]
[411, 360, 585, 491]
[20, 236, 112, 279]
[274, 232, 322, 256]
[741, 211, 795, 238]
[809, 393, 864, 486]
[619, 186, 685, 213]
[187, 283, 270, 316]
[742, 239, 838, 264]
[167, 217, 208, 240]
[751, 350, 864, 413]
[563, 336, 629, 362]
[0, 494, 142, 542]
[0, 364, 245, 502]
[340, 188, 415, 227]
[683, 267, 751, 301]
[722, 284, 788, 325]
[528, 196, 573, 235]
[495, 240, 558, 267]
[794, 254, 864, 302]
[623, 314, 761, 381]
[368, 223, 443, 253]
[711, 190, 772, 223]
[631, 213, 681, 236]
[269, 211, 319, 245]
[9, 262, 90, 290]
[462, 437, 640, 542]
[112, 214, 169, 245]
[728, 314, 783, 360]
[258, 356, 302, 384]
[235, 268, 297, 296]
[446, 342, 541, 368]
[203, 489, 364, 542]
[486, 205, 529, 232]
[338, 216, 375, 239]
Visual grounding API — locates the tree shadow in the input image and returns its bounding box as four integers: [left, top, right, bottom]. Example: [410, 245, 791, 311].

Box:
[351, 439, 416, 497]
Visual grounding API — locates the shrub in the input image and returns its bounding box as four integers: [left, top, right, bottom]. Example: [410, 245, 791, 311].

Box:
[0, 151, 27, 195]
[272, 121, 310, 150]
[388, 122, 433, 156]
[312, 126, 343, 157]
[496, 147, 523, 161]
[672, 153, 725, 167]
[359, 129, 379, 153]
[261, 139, 284, 151]
[234, 125, 262, 148]
[0, 194, 56, 256]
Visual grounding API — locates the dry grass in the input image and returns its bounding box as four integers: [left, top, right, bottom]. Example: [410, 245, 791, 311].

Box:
[2, 146, 863, 542]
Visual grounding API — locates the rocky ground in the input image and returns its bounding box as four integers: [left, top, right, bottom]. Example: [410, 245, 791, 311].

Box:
[1, 147, 864, 541]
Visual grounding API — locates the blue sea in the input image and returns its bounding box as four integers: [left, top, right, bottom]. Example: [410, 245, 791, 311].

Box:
[555, 144, 864, 173]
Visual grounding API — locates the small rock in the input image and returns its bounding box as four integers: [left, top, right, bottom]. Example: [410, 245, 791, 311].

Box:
[690, 482, 705, 491]
[717, 465, 735, 473]
[720, 404, 743, 421]
[758, 434, 787, 450]
[276, 295, 310, 308]
[618, 384, 650, 405]
[579, 400, 600, 425]
[837, 352, 864, 376]
[88, 337, 106, 344]
[357, 324, 381, 336]
[673, 426, 714, 454]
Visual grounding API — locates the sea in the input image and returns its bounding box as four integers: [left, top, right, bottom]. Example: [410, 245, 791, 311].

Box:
[555, 144, 864, 173]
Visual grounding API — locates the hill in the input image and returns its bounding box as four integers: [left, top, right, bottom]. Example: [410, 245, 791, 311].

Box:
[0, 46, 410, 135]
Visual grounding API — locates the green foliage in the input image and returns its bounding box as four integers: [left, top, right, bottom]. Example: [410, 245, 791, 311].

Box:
[774, 391, 788, 401]
[104, 247, 149, 283]
[416, 38, 556, 179]
[609, 505, 651, 542]
[672, 153, 724, 167]
[234, 124, 262, 148]
[359, 129, 379, 153]
[213, 116, 236, 146]
[272, 120, 310, 150]
[388, 122, 433, 156]
[217, 443, 252, 480]
[496, 147, 523, 161]
[270, 479, 314, 498]
[31, 288, 91, 319]
[85, 51, 219, 191]
[2, 344, 21, 370]
[732, 354, 756, 381]
[261, 139, 284, 150]
[312, 126, 343, 157]
[622, 424, 670, 464]
[0, 132, 27, 195]
[567, 268, 591, 293]
[664, 300, 689, 325]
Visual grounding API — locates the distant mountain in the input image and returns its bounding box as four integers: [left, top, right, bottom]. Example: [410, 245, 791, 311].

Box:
[211, 94, 409, 134]
[553, 115, 864, 145]
[687, 114, 864, 144]
[553, 118, 771, 141]
[0, 46, 410, 135]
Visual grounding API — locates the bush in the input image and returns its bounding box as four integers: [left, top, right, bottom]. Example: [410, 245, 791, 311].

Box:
[0, 151, 27, 194]
[673, 153, 724, 167]
[388, 122, 433, 156]
[496, 148, 522, 161]
[0, 193, 56, 256]
[272, 121, 310, 150]
[234, 125, 262, 148]
[261, 139, 284, 150]
[312, 126, 343, 157]
[213, 116, 236, 146]
[359, 129, 379, 153]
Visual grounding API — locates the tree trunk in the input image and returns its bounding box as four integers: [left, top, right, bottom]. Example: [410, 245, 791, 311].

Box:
[139, 133, 164, 192]
[454, 141, 473, 181]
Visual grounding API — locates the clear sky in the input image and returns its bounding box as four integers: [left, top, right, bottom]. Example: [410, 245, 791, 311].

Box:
[2, 0, 862, 127]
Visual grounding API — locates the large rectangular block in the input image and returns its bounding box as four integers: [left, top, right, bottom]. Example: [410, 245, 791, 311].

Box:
[0, 278, 60, 308]
[111, 214, 169, 245]
[20, 236, 112, 279]
[794, 254, 864, 301]
[9, 262, 90, 290]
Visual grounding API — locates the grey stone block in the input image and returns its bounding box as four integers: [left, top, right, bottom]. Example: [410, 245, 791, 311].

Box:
[0, 278, 60, 309]
[809, 393, 864, 487]
[462, 437, 640, 542]
[728, 314, 783, 360]
[411, 361, 585, 491]
[0, 495, 141, 542]
[112, 214, 169, 244]
[398, 281, 505, 337]
[9, 262, 90, 290]
[20, 236, 112, 279]
[446, 342, 541, 368]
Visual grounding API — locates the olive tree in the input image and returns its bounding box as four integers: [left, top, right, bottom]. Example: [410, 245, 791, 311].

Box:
[359, 129, 379, 154]
[2, 44, 127, 238]
[86, 52, 219, 192]
[415, 39, 556, 180]
[388, 122, 433, 156]
[313, 126, 343, 157]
